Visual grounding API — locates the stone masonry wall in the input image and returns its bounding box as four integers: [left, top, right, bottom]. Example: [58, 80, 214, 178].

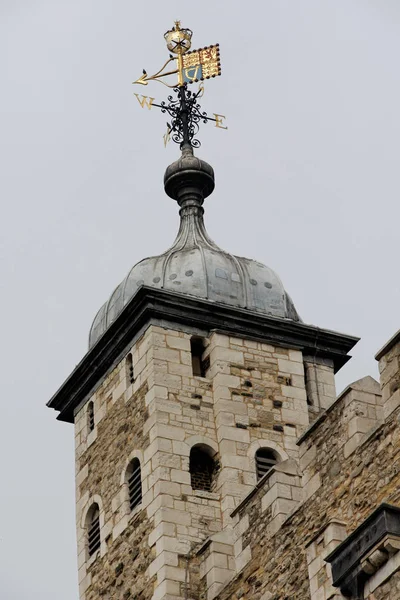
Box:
[206, 333, 311, 527]
[74, 323, 318, 600]
[74, 343, 153, 600]
[212, 372, 400, 600]
[71, 314, 400, 600]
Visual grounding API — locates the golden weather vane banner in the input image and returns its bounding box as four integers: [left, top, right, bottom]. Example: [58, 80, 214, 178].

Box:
[181, 44, 221, 84]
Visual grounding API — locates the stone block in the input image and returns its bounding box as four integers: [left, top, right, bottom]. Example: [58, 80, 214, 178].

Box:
[76, 464, 89, 487]
[147, 495, 172, 519]
[221, 455, 251, 471]
[209, 333, 230, 348]
[151, 578, 180, 600]
[154, 372, 182, 388]
[383, 388, 400, 419]
[148, 523, 176, 548]
[112, 515, 129, 540]
[155, 507, 192, 527]
[216, 412, 235, 427]
[207, 582, 225, 600]
[149, 551, 179, 579]
[271, 497, 298, 518]
[289, 349, 303, 362]
[281, 385, 307, 400]
[112, 379, 126, 404]
[157, 565, 186, 583]
[166, 335, 190, 351]
[214, 387, 234, 402]
[234, 514, 249, 537]
[145, 385, 169, 405]
[213, 373, 241, 389]
[219, 440, 237, 455]
[206, 566, 232, 585]
[281, 407, 309, 426]
[156, 536, 191, 555]
[170, 469, 191, 485]
[154, 480, 181, 498]
[343, 432, 364, 458]
[149, 424, 186, 444]
[168, 362, 192, 377]
[363, 549, 400, 595]
[171, 440, 190, 456]
[210, 347, 245, 365]
[210, 542, 234, 555]
[278, 358, 304, 376]
[303, 472, 321, 501]
[217, 426, 250, 444]
[348, 416, 376, 438]
[214, 399, 248, 416]
[308, 555, 324, 581]
[235, 544, 252, 572]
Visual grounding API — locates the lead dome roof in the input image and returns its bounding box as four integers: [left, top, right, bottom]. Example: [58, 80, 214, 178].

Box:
[89, 150, 300, 348]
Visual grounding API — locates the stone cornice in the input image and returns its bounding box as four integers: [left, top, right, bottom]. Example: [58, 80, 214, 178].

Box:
[326, 503, 400, 597]
[375, 328, 400, 361]
[47, 286, 359, 423]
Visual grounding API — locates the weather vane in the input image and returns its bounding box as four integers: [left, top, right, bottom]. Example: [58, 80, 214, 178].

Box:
[133, 21, 227, 148]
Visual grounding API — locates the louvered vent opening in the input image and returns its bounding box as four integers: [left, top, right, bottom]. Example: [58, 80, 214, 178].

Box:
[87, 506, 100, 557]
[126, 353, 135, 385]
[255, 448, 278, 480]
[190, 447, 215, 492]
[127, 459, 142, 511]
[87, 402, 95, 433]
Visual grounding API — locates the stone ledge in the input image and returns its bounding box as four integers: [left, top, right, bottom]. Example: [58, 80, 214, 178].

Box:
[231, 459, 301, 518]
[47, 286, 358, 422]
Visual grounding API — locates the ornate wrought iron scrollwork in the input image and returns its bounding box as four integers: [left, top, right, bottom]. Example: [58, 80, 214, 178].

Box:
[155, 84, 215, 149]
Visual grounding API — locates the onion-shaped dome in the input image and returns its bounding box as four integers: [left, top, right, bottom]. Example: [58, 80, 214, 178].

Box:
[89, 149, 300, 348]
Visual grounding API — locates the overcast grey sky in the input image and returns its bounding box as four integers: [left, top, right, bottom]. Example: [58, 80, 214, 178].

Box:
[1, 1, 400, 598]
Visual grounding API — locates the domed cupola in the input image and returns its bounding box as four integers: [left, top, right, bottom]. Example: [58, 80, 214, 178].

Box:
[89, 146, 300, 348]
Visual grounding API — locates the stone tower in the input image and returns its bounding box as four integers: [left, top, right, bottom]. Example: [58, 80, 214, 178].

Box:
[47, 146, 357, 600]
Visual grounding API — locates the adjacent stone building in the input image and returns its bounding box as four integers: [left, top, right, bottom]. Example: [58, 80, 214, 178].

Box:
[48, 145, 400, 600]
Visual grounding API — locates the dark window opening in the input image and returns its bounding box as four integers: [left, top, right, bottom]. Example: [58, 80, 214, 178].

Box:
[126, 353, 135, 385]
[190, 446, 215, 492]
[304, 362, 313, 406]
[191, 337, 207, 377]
[87, 401, 95, 433]
[255, 448, 278, 480]
[87, 504, 100, 557]
[127, 458, 142, 511]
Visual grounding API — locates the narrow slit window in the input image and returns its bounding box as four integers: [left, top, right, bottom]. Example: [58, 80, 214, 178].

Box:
[87, 504, 100, 557]
[127, 458, 142, 511]
[87, 401, 95, 433]
[126, 353, 135, 385]
[304, 361, 313, 406]
[255, 448, 278, 480]
[191, 337, 207, 377]
[190, 446, 215, 492]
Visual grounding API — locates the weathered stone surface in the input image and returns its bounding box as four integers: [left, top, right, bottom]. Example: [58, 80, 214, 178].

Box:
[71, 324, 400, 600]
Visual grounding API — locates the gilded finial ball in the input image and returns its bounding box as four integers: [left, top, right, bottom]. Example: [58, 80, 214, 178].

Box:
[164, 22, 193, 54]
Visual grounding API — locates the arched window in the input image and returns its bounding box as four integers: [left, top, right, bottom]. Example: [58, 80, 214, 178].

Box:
[126, 458, 142, 511]
[87, 401, 95, 433]
[86, 503, 101, 557]
[190, 446, 216, 492]
[255, 448, 278, 480]
[190, 337, 208, 377]
[126, 353, 135, 385]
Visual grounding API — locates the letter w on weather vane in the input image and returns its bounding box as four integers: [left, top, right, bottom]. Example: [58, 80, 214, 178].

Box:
[132, 21, 227, 149]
